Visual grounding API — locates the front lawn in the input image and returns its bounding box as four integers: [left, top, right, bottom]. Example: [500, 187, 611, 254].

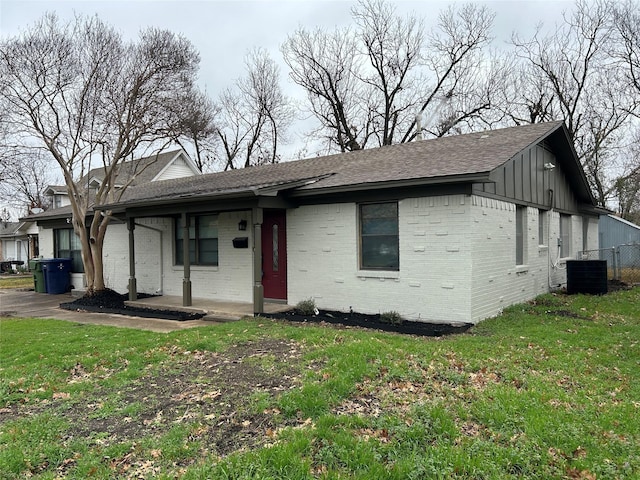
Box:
[1, 288, 638, 479]
[0, 274, 33, 290]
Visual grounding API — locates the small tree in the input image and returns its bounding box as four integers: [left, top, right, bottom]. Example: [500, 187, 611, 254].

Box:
[0, 13, 209, 293]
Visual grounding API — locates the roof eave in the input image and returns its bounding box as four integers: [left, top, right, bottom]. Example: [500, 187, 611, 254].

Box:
[288, 172, 492, 198]
[94, 189, 260, 213]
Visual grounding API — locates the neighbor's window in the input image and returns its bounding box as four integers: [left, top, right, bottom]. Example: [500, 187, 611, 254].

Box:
[359, 202, 399, 271]
[175, 214, 219, 266]
[516, 206, 526, 265]
[54, 228, 84, 272]
[560, 214, 572, 258]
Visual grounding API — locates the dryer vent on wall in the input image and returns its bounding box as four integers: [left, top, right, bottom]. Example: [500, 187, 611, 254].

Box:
[566, 260, 608, 295]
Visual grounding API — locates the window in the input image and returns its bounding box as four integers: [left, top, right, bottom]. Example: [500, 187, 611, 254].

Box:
[538, 209, 547, 246]
[516, 206, 526, 265]
[560, 214, 572, 258]
[175, 214, 218, 266]
[54, 228, 84, 272]
[359, 202, 399, 271]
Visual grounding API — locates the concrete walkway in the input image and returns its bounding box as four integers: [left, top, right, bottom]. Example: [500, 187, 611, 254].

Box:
[0, 289, 290, 333]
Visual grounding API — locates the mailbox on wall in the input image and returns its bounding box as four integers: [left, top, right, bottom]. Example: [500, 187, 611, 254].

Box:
[233, 237, 249, 248]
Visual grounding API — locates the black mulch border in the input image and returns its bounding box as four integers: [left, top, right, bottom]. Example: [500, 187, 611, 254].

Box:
[262, 310, 473, 337]
[59, 289, 204, 321]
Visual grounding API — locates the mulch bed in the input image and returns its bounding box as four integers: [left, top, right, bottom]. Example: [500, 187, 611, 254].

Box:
[263, 309, 472, 337]
[60, 289, 205, 321]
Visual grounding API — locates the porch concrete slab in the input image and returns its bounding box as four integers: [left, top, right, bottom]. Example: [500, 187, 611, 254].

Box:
[124, 295, 293, 321]
[0, 289, 218, 333]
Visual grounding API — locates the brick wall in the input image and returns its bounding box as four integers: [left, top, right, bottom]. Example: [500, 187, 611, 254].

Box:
[136, 212, 253, 302]
[470, 198, 550, 322]
[97, 211, 254, 301]
[288, 195, 599, 324]
[287, 195, 473, 323]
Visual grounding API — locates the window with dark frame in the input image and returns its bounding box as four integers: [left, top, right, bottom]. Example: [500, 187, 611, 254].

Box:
[359, 202, 399, 271]
[560, 214, 572, 258]
[175, 214, 219, 266]
[538, 209, 547, 246]
[54, 228, 84, 273]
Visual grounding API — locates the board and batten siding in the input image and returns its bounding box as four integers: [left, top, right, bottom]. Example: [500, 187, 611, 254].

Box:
[474, 143, 579, 213]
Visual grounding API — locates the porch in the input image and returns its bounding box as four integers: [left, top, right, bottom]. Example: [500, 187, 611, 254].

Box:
[124, 295, 293, 322]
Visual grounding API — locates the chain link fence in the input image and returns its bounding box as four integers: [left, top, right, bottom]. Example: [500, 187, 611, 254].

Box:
[578, 244, 640, 285]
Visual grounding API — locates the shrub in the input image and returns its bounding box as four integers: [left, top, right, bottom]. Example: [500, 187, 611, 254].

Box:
[380, 310, 404, 325]
[296, 298, 317, 315]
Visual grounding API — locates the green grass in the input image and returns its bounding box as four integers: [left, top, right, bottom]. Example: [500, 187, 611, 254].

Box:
[0, 275, 33, 289]
[1, 288, 639, 479]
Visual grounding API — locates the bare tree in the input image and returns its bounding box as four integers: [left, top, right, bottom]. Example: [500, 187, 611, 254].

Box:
[0, 13, 207, 293]
[613, 0, 640, 103]
[511, 0, 635, 206]
[282, 0, 495, 152]
[0, 148, 54, 216]
[352, 0, 424, 146]
[403, 3, 495, 141]
[215, 48, 294, 170]
[282, 26, 368, 152]
[171, 88, 218, 172]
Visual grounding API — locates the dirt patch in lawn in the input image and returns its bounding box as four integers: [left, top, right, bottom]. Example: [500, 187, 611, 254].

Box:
[0, 337, 317, 469]
[60, 289, 204, 321]
[264, 309, 472, 337]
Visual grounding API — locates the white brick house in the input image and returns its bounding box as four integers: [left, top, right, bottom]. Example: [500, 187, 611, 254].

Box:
[33, 122, 603, 324]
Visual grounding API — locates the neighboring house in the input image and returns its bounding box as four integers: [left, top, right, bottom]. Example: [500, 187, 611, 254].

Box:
[597, 214, 640, 272]
[27, 149, 200, 289]
[0, 221, 38, 271]
[30, 122, 602, 324]
[599, 214, 640, 249]
[43, 185, 70, 210]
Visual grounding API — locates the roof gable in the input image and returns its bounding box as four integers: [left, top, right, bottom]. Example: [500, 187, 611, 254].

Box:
[80, 149, 199, 188]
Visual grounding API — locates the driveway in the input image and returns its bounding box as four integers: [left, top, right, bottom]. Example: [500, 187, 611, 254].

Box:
[0, 289, 215, 333]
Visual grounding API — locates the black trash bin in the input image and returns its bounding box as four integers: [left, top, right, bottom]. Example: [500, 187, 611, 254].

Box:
[41, 258, 72, 294]
[29, 259, 47, 293]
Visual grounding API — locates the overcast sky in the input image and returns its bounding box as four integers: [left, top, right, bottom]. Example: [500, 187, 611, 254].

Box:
[1, 0, 574, 95]
[1, 0, 575, 162]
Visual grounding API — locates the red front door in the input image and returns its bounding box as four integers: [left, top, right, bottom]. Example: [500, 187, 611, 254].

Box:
[262, 210, 287, 300]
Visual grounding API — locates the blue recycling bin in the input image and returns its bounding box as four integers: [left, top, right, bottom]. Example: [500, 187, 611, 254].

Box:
[41, 258, 72, 294]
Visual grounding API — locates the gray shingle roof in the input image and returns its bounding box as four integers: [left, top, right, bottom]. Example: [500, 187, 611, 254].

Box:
[24, 150, 191, 221]
[103, 121, 565, 209]
[0, 222, 22, 236]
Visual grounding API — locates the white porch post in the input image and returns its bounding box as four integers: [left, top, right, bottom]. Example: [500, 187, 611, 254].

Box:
[182, 212, 192, 306]
[127, 217, 138, 301]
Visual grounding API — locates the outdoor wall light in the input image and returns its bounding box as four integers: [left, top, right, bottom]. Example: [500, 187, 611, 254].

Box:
[544, 162, 556, 170]
[238, 219, 247, 231]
